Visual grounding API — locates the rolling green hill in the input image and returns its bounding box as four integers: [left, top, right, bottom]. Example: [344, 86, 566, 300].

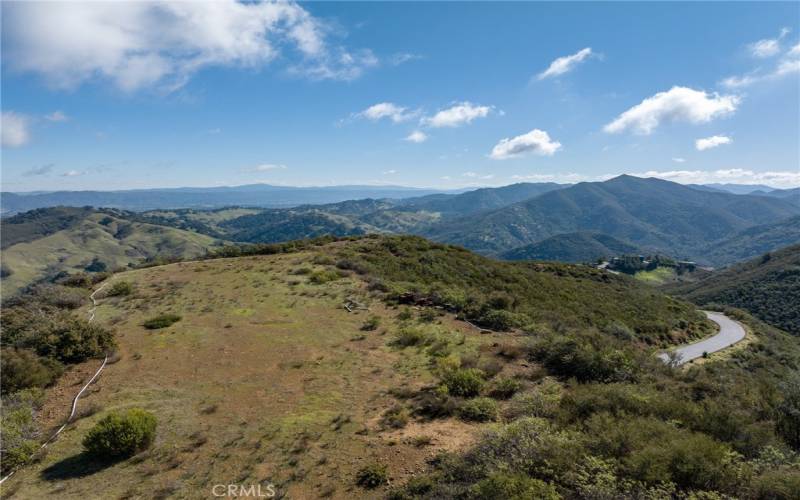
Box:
[500, 232, 643, 263]
[5, 235, 799, 499]
[424, 175, 800, 262]
[667, 244, 800, 335]
[0, 208, 223, 295]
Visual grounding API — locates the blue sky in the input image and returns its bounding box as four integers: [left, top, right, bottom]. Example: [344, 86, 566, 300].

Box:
[2, 1, 799, 192]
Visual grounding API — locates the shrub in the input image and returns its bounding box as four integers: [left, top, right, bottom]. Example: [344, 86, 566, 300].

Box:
[56, 272, 93, 289]
[469, 473, 560, 500]
[489, 377, 522, 400]
[83, 408, 157, 459]
[504, 382, 564, 420]
[396, 308, 413, 321]
[458, 398, 498, 422]
[26, 317, 115, 363]
[380, 405, 410, 429]
[107, 281, 134, 297]
[0, 389, 45, 474]
[84, 257, 108, 273]
[355, 463, 388, 489]
[0, 348, 63, 394]
[777, 375, 800, 450]
[309, 269, 343, 285]
[361, 315, 381, 331]
[529, 332, 639, 383]
[414, 386, 457, 419]
[393, 326, 429, 347]
[441, 368, 485, 398]
[142, 314, 181, 330]
[473, 309, 522, 331]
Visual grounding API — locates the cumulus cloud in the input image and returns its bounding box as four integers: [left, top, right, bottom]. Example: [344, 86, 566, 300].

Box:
[404, 130, 427, 143]
[672, 157, 686, 163]
[1, 111, 31, 147]
[632, 168, 800, 189]
[357, 103, 417, 123]
[790, 43, 800, 56]
[603, 87, 739, 135]
[22, 163, 55, 176]
[422, 102, 492, 128]
[489, 129, 562, 160]
[537, 47, 594, 80]
[3, 1, 379, 91]
[695, 135, 732, 151]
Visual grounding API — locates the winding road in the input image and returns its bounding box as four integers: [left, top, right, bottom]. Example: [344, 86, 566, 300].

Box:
[658, 311, 746, 366]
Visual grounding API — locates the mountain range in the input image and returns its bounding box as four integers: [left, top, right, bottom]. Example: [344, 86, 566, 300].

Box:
[2, 176, 799, 294]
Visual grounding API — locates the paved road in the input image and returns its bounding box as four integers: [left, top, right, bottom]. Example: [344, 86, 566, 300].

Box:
[658, 311, 746, 365]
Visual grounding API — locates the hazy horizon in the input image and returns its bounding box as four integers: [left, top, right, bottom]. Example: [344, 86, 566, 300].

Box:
[2, 2, 799, 192]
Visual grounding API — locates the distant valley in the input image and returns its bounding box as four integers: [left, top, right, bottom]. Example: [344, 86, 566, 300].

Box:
[2, 176, 799, 295]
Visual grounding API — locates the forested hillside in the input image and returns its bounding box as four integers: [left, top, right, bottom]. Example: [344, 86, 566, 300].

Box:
[668, 244, 800, 335]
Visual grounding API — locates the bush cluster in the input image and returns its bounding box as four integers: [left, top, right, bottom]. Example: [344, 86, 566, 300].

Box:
[82, 408, 157, 459]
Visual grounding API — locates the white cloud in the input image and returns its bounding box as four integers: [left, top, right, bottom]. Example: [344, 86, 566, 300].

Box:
[748, 28, 790, 58]
[44, 111, 68, 122]
[672, 157, 686, 163]
[1, 111, 31, 147]
[404, 130, 427, 143]
[422, 102, 492, 128]
[462, 172, 494, 180]
[389, 53, 422, 66]
[603, 86, 739, 135]
[290, 48, 379, 82]
[632, 168, 800, 188]
[537, 47, 594, 80]
[723, 34, 800, 88]
[357, 102, 417, 123]
[61, 169, 87, 177]
[695, 135, 732, 151]
[489, 129, 562, 160]
[749, 39, 781, 58]
[382, 169, 397, 175]
[3, 1, 378, 91]
[244, 163, 287, 173]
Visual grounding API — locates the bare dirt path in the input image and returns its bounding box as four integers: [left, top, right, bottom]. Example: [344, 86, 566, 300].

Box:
[0, 282, 111, 485]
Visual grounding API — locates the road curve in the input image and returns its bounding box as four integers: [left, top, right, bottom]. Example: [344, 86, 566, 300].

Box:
[658, 311, 746, 366]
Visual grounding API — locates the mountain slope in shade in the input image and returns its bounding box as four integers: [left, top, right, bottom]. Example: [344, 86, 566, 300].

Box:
[398, 182, 566, 217]
[667, 244, 800, 335]
[424, 175, 800, 261]
[500, 232, 643, 263]
[702, 215, 800, 266]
